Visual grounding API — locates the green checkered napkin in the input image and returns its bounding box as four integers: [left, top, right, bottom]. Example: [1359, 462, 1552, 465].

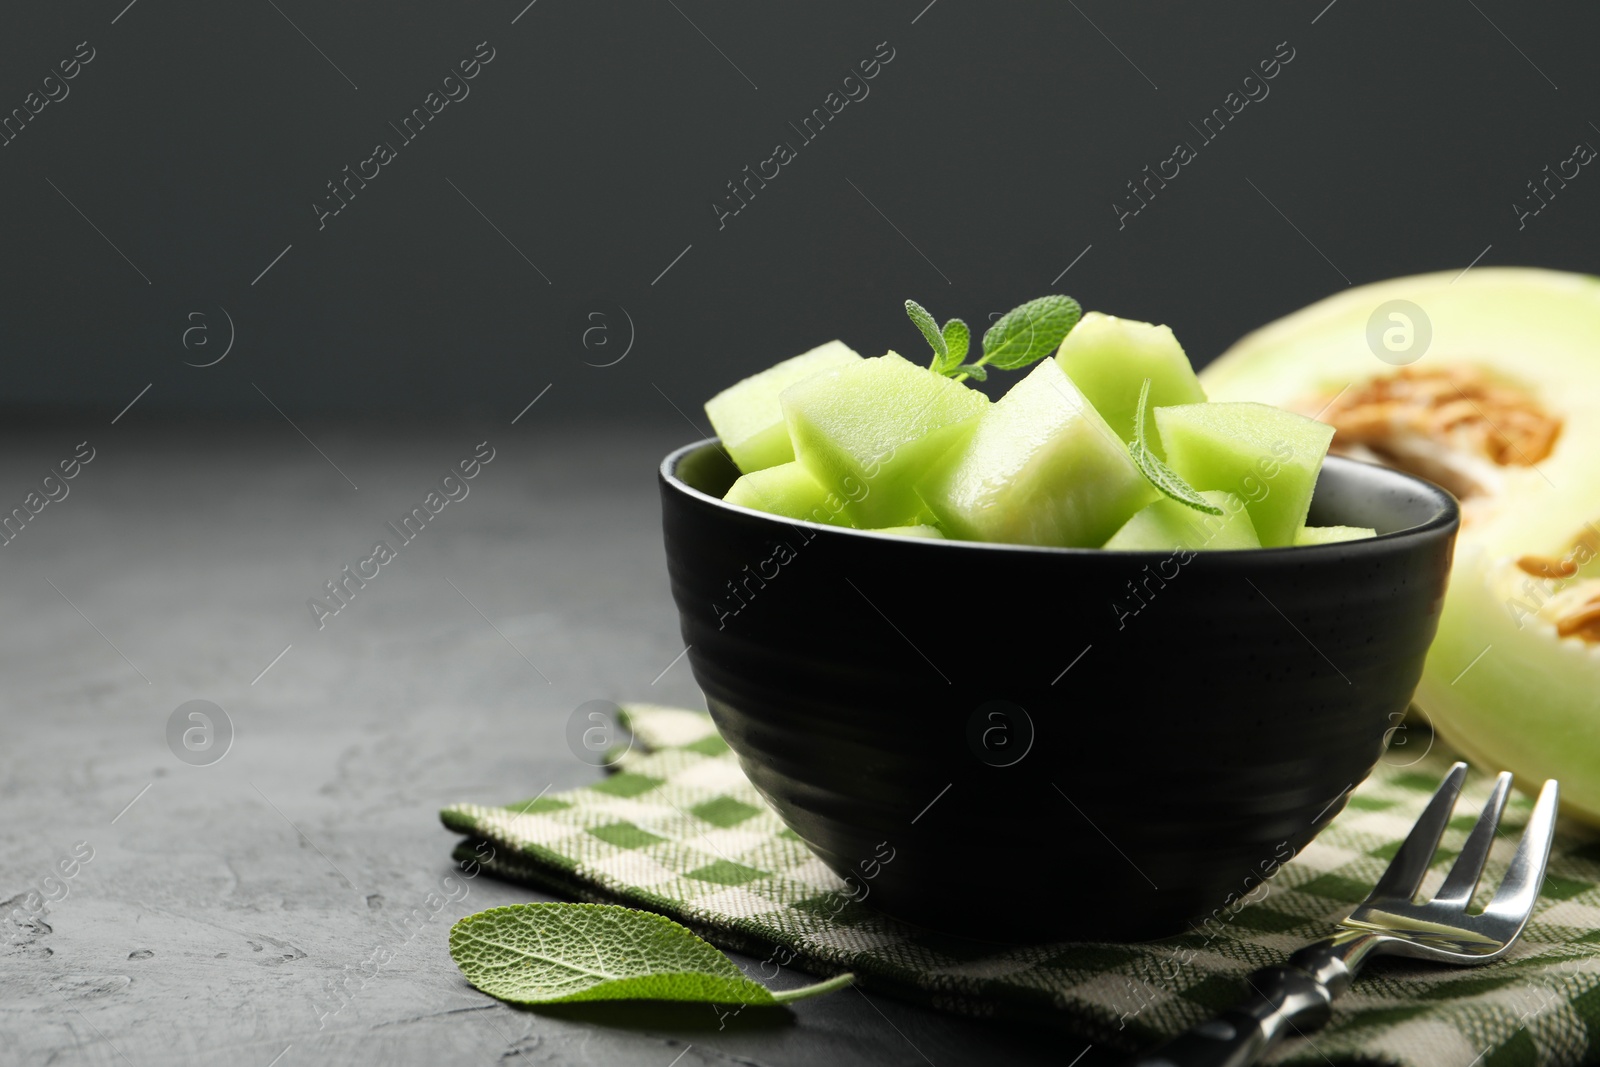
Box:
[441, 705, 1600, 1066]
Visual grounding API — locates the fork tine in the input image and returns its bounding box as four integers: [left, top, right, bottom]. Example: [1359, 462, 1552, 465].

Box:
[1433, 772, 1512, 905]
[1368, 761, 1468, 902]
[1484, 778, 1560, 922]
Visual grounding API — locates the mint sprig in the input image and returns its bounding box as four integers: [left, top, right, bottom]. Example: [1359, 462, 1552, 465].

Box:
[1129, 378, 1223, 515]
[941, 318, 970, 367]
[906, 295, 1081, 382]
[904, 299, 946, 366]
[451, 902, 853, 1007]
[904, 299, 969, 375]
[981, 295, 1082, 370]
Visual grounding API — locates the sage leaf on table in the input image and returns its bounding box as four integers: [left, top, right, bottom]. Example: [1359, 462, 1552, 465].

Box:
[450, 902, 854, 1006]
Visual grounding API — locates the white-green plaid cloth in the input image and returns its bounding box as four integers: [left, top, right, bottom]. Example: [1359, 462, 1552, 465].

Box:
[440, 705, 1600, 1066]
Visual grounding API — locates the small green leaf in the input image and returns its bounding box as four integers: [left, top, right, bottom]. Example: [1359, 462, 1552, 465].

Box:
[941, 318, 970, 370]
[1130, 379, 1223, 515]
[904, 299, 947, 368]
[451, 902, 853, 1006]
[1131, 442, 1223, 515]
[953, 362, 988, 381]
[980, 295, 1082, 370]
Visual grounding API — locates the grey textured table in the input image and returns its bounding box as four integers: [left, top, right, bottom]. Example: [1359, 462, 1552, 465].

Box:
[0, 418, 1107, 1067]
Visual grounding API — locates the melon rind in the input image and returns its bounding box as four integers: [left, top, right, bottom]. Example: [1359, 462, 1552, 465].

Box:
[1416, 547, 1600, 822]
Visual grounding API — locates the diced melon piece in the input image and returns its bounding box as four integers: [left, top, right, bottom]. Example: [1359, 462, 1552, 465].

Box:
[1054, 312, 1205, 454]
[917, 359, 1157, 547]
[704, 341, 862, 473]
[872, 524, 945, 539]
[1293, 525, 1376, 546]
[1154, 402, 1335, 548]
[1103, 491, 1259, 551]
[723, 461, 852, 527]
[781, 351, 990, 528]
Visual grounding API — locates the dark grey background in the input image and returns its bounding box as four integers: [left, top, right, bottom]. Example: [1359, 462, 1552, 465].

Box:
[2, 0, 1596, 421]
[3, 3, 1595, 1065]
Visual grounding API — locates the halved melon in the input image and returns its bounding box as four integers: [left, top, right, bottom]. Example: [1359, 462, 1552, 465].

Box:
[1416, 544, 1600, 818]
[1204, 268, 1600, 820]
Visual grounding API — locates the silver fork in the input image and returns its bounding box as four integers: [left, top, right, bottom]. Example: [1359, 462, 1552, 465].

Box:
[1125, 762, 1559, 1067]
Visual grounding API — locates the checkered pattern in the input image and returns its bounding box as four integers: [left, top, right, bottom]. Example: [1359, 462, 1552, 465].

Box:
[441, 705, 1600, 1066]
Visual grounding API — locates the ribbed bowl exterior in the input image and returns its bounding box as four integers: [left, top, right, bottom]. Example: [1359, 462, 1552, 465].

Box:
[660, 442, 1458, 942]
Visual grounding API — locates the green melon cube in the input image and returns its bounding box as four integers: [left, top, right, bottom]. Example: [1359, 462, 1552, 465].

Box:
[1054, 312, 1205, 455]
[781, 351, 990, 529]
[1153, 402, 1335, 548]
[704, 341, 863, 473]
[1294, 525, 1376, 546]
[1103, 491, 1259, 551]
[723, 461, 852, 527]
[873, 524, 945, 539]
[918, 359, 1157, 547]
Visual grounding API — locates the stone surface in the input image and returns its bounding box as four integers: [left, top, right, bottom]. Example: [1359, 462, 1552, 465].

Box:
[0, 418, 1110, 1067]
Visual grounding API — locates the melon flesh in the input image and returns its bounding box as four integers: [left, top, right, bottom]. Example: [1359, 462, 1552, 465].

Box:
[873, 524, 945, 539]
[1202, 268, 1597, 557]
[1054, 311, 1205, 456]
[723, 461, 852, 527]
[1293, 525, 1375, 546]
[1154, 402, 1335, 548]
[781, 351, 990, 529]
[918, 359, 1157, 547]
[1103, 491, 1259, 551]
[704, 341, 862, 473]
[1417, 547, 1600, 821]
[1202, 268, 1600, 821]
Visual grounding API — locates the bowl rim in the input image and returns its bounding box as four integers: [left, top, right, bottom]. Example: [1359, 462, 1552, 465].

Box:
[660, 438, 1461, 557]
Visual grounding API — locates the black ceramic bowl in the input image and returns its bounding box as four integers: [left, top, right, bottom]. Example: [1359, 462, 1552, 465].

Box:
[660, 442, 1458, 942]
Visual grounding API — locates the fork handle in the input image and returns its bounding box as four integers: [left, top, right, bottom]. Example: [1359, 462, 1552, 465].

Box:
[1120, 964, 1334, 1067]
